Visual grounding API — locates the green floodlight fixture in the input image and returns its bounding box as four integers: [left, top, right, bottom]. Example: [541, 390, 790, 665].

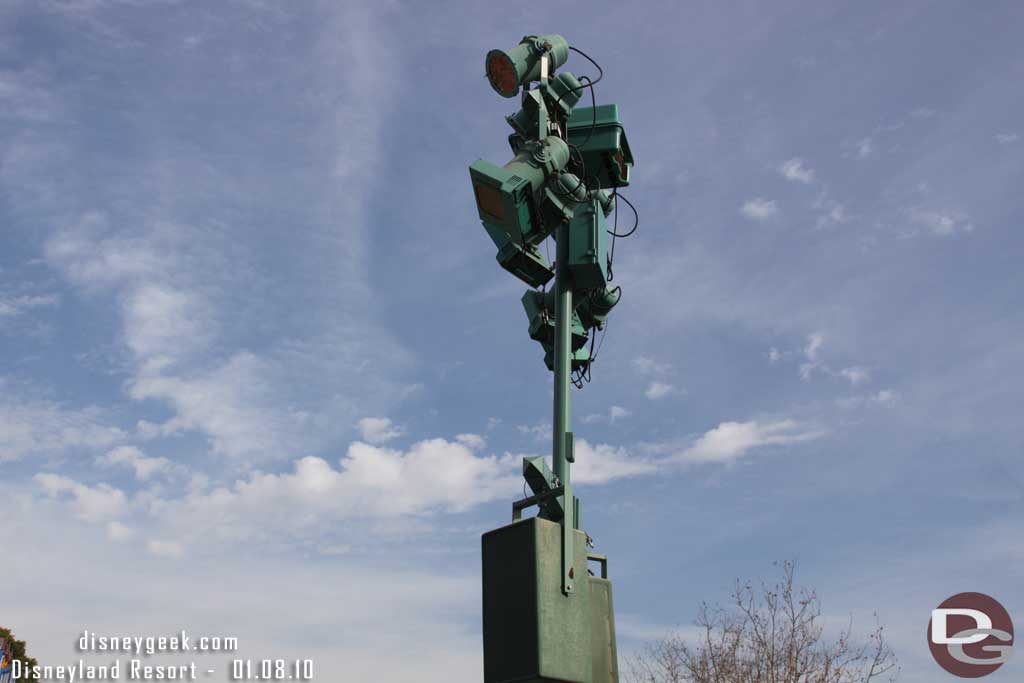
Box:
[476, 35, 638, 683]
[470, 135, 583, 287]
[486, 34, 570, 98]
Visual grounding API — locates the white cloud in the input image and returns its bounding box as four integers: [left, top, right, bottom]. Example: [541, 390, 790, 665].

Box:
[122, 284, 211, 359]
[815, 200, 848, 229]
[632, 356, 672, 375]
[873, 389, 896, 405]
[516, 421, 551, 442]
[151, 439, 521, 546]
[130, 352, 308, 458]
[2, 494, 484, 683]
[678, 420, 825, 464]
[995, 132, 1018, 144]
[0, 292, 59, 317]
[856, 137, 874, 159]
[0, 390, 125, 461]
[799, 332, 825, 379]
[34, 473, 126, 522]
[805, 333, 825, 361]
[106, 521, 134, 542]
[96, 445, 172, 480]
[645, 382, 676, 400]
[582, 406, 632, 423]
[455, 433, 485, 450]
[609, 406, 631, 421]
[358, 416, 403, 445]
[838, 366, 871, 386]
[909, 208, 974, 236]
[779, 158, 815, 183]
[836, 389, 897, 410]
[44, 202, 411, 464]
[147, 539, 185, 559]
[740, 198, 778, 221]
[572, 440, 658, 485]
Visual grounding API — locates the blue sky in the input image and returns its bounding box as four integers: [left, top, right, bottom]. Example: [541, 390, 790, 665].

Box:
[1, 1, 1022, 681]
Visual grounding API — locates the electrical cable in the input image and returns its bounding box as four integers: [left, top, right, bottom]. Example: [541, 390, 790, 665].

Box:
[551, 46, 604, 116]
[607, 191, 638, 238]
[607, 190, 618, 281]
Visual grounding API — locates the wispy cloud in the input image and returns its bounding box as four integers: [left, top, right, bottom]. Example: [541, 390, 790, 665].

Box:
[644, 382, 677, 400]
[95, 445, 173, 481]
[855, 137, 874, 159]
[0, 292, 59, 317]
[0, 386, 125, 461]
[908, 208, 975, 236]
[34, 473, 126, 522]
[572, 440, 659, 484]
[455, 433, 486, 450]
[677, 420, 825, 464]
[779, 158, 815, 183]
[358, 417, 403, 445]
[582, 405, 632, 424]
[632, 356, 672, 375]
[740, 198, 779, 221]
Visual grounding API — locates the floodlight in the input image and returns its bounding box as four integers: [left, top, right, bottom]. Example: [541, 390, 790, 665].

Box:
[470, 136, 578, 286]
[486, 34, 569, 98]
[521, 290, 588, 350]
[576, 286, 621, 330]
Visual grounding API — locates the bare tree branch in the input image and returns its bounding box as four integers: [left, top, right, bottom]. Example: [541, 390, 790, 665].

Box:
[623, 562, 898, 683]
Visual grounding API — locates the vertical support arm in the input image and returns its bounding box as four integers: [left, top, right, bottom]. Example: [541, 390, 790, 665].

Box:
[538, 54, 550, 140]
[553, 218, 574, 595]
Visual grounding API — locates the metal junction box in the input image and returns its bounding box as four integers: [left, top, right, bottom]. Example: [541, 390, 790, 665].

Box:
[567, 200, 609, 290]
[566, 104, 633, 189]
[482, 517, 593, 683]
[483, 517, 620, 683]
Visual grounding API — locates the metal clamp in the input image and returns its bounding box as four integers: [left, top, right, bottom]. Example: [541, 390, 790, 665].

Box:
[587, 553, 608, 579]
[512, 485, 565, 521]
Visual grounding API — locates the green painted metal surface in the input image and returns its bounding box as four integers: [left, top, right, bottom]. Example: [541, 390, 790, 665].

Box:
[473, 33, 634, 683]
[566, 104, 634, 189]
[567, 199, 609, 290]
[482, 517, 592, 683]
[522, 290, 588, 351]
[486, 35, 569, 99]
[552, 219, 575, 595]
[576, 286, 620, 331]
[588, 578, 619, 683]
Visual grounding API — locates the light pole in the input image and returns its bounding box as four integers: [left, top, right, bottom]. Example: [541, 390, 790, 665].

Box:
[470, 33, 635, 683]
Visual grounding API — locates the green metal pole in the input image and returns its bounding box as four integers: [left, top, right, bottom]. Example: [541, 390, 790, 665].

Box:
[553, 219, 574, 595]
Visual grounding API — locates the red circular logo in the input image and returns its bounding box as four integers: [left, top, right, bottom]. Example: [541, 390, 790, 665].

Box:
[928, 592, 1014, 677]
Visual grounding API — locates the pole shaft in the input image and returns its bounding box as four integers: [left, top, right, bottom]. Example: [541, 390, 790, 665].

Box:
[553, 220, 574, 594]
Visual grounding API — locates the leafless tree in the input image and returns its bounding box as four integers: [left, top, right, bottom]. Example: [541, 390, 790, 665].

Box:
[624, 561, 898, 683]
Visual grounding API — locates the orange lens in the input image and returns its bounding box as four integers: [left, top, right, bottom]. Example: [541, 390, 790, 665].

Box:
[474, 183, 505, 221]
[486, 53, 518, 96]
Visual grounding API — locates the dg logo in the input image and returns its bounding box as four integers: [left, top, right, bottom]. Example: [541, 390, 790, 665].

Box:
[928, 592, 1014, 678]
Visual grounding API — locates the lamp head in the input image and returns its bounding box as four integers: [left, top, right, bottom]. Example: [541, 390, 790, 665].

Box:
[485, 34, 569, 98]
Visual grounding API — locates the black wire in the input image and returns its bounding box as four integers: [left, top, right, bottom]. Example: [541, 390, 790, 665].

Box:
[569, 73, 599, 150]
[550, 170, 587, 198]
[607, 190, 618, 281]
[607, 191, 638, 238]
[552, 46, 604, 112]
[592, 315, 610, 361]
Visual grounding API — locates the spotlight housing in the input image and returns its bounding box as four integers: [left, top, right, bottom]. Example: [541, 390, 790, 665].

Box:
[486, 34, 570, 98]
